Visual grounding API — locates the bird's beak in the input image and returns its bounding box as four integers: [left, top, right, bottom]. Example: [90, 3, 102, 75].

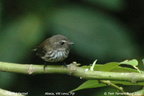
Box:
[69, 42, 74, 45]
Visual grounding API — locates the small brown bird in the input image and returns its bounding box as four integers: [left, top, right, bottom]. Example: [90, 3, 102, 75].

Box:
[34, 35, 73, 69]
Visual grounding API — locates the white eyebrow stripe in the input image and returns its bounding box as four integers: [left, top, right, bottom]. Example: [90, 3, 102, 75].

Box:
[61, 40, 67, 42]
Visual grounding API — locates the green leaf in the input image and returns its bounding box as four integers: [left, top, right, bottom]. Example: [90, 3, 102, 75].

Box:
[120, 59, 141, 73]
[82, 61, 138, 72]
[82, 62, 120, 72]
[70, 80, 106, 92]
[110, 66, 138, 72]
[70, 80, 144, 92]
[95, 62, 120, 71]
[120, 59, 138, 66]
[111, 81, 144, 86]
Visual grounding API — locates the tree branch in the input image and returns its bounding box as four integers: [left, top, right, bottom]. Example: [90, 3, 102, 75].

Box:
[99, 80, 137, 96]
[0, 61, 144, 82]
[0, 88, 26, 96]
[100, 80, 125, 93]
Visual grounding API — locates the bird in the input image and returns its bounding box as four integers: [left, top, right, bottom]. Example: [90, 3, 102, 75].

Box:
[33, 34, 74, 70]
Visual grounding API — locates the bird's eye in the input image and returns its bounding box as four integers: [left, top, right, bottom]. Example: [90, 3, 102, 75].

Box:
[60, 41, 65, 45]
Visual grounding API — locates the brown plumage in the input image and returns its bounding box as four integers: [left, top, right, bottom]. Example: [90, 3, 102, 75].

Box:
[34, 35, 73, 63]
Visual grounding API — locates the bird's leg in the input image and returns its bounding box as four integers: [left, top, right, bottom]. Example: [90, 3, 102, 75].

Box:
[43, 62, 47, 71]
[62, 61, 67, 68]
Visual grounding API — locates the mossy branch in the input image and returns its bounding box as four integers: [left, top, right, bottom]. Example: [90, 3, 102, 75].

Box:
[0, 61, 144, 82]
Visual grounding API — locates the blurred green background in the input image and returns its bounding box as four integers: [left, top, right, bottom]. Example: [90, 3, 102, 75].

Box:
[0, 0, 144, 96]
